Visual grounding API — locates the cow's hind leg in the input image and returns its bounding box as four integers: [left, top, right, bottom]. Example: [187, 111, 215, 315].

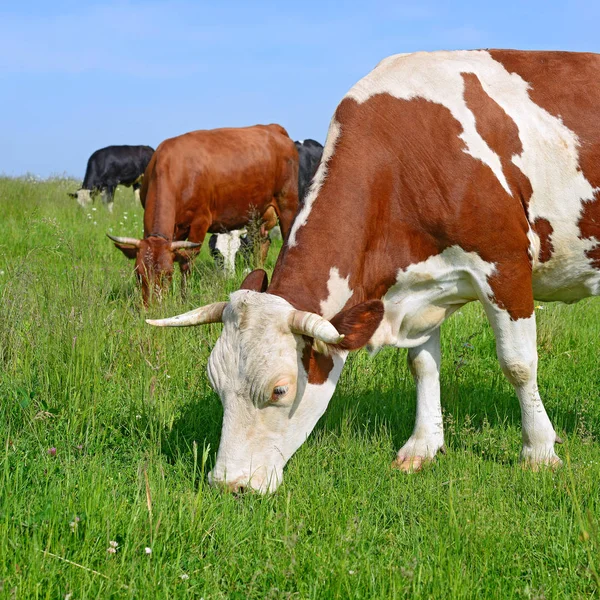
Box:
[393, 329, 445, 472]
[484, 304, 561, 468]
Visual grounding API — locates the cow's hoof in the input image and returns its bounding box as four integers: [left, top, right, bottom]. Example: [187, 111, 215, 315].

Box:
[520, 454, 563, 471]
[392, 455, 431, 473]
[393, 438, 445, 473]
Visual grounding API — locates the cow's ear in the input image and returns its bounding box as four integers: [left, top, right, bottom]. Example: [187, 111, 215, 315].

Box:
[113, 243, 138, 259]
[240, 269, 268, 292]
[329, 300, 384, 351]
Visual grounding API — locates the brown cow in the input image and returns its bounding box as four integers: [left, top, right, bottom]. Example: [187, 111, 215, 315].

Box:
[108, 124, 298, 304]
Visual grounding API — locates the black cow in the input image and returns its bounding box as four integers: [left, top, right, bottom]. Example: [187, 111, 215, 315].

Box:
[69, 145, 154, 212]
[210, 139, 324, 274]
[295, 139, 324, 205]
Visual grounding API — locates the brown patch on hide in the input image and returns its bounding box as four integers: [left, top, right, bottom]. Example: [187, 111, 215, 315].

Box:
[461, 72, 533, 210]
[579, 197, 600, 268]
[301, 341, 334, 385]
[531, 218, 554, 263]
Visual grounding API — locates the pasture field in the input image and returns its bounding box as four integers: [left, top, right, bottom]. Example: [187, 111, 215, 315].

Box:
[0, 177, 599, 599]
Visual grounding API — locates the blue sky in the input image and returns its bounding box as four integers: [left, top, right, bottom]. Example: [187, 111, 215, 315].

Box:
[1, 0, 599, 178]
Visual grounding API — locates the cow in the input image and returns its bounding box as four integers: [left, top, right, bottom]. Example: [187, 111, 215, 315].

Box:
[210, 139, 323, 273]
[108, 124, 298, 305]
[146, 50, 600, 493]
[208, 229, 251, 274]
[295, 139, 324, 205]
[69, 145, 155, 212]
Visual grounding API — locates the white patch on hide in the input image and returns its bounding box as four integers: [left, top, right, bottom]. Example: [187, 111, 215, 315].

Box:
[319, 267, 353, 319]
[369, 246, 496, 350]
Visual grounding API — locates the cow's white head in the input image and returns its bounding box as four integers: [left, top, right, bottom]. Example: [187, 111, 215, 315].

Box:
[147, 270, 384, 493]
[68, 189, 93, 207]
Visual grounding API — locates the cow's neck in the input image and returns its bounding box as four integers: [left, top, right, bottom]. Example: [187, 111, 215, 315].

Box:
[268, 191, 403, 319]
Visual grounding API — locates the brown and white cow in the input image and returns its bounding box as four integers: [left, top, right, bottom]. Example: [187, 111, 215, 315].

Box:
[147, 50, 600, 492]
[108, 124, 298, 304]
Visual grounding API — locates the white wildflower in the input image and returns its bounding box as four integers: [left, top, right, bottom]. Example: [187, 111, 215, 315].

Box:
[145, 547, 152, 555]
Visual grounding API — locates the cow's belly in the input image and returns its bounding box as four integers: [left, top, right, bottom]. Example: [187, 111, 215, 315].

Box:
[367, 244, 600, 353]
[531, 252, 600, 302]
[208, 195, 276, 232]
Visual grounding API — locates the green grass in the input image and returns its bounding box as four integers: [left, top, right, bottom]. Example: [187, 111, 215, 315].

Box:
[0, 177, 599, 599]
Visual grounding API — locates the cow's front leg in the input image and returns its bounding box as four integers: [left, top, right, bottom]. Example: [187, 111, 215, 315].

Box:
[485, 307, 561, 468]
[102, 186, 115, 213]
[393, 328, 445, 472]
[133, 183, 141, 204]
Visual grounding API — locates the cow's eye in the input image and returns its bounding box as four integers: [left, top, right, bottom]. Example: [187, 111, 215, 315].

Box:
[271, 385, 289, 402]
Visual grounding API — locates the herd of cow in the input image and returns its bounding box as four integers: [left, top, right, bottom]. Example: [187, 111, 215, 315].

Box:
[70, 50, 600, 493]
[69, 129, 324, 302]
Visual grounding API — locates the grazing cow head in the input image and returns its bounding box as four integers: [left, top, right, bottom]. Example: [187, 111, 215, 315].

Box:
[69, 189, 93, 207]
[146, 269, 384, 493]
[107, 234, 200, 305]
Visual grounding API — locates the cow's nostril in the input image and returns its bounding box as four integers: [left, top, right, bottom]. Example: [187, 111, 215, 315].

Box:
[230, 482, 246, 494]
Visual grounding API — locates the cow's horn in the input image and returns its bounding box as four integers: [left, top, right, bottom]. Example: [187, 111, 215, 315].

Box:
[146, 302, 227, 327]
[289, 311, 344, 344]
[170, 240, 202, 250]
[107, 234, 141, 247]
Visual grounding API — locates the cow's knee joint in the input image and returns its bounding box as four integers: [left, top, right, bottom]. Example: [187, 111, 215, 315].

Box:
[500, 360, 532, 386]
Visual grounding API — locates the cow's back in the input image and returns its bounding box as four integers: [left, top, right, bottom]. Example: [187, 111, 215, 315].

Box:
[144, 125, 298, 235]
[277, 50, 600, 313]
[346, 51, 600, 300]
[83, 145, 155, 189]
